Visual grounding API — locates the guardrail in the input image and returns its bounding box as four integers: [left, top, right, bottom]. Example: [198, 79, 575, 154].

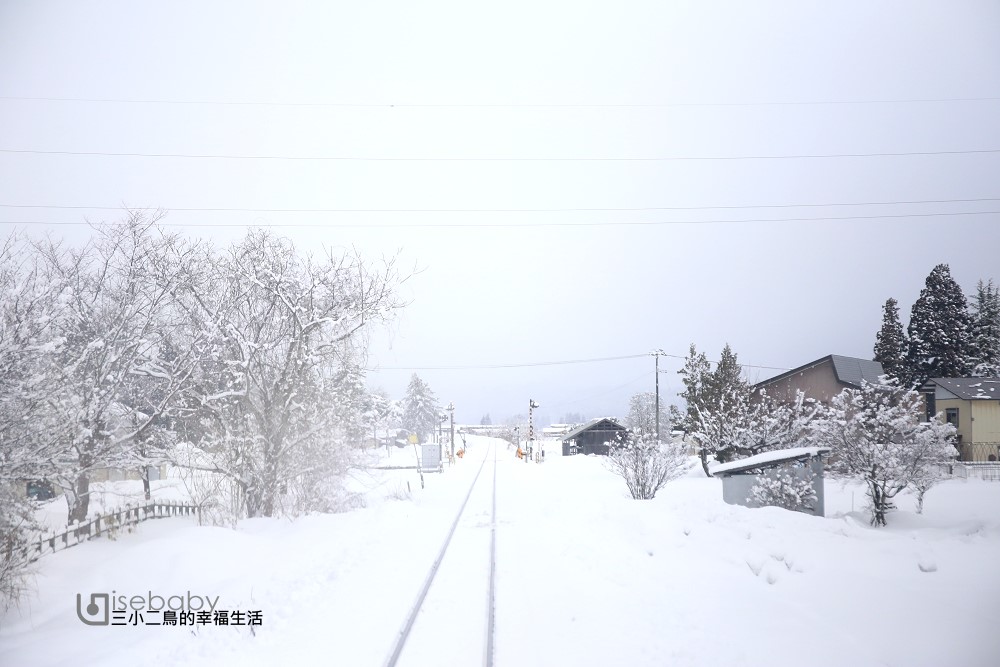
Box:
[24, 500, 199, 564]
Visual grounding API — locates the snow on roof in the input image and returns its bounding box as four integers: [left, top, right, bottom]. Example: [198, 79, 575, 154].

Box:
[711, 447, 831, 476]
[926, 377, 1000, 401]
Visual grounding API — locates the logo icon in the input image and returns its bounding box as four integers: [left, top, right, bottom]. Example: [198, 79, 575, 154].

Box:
[76, 593, 109, 625]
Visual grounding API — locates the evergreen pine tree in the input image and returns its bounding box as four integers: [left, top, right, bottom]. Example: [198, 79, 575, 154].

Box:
[705, 343, 748, 407]
[330, 363, 371, 447]
[905, 264, 974, 387]
[677, 344, 711, 431]
[680, 343, 752, 474]
[873, 297, 907, 382]
[970, 278, 1000, 377]
[402, 373, 439, 442]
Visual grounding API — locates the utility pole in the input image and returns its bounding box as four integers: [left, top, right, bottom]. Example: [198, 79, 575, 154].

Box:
[447, 402, 455, 460]
[528, 398, 540, 463]
[652, 349, 665, 440]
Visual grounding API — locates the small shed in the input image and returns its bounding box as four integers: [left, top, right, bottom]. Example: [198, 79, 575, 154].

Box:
[711, 447, 831, 516]
[561, 418, 628, 456]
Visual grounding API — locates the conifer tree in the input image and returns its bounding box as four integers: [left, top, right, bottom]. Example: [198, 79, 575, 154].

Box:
[680, 343, 753, 474]
[873, 297, 907, 382]
[905, 264, 973, 387]
[402, 373, 439, 442]
[677, 344, 711, 432]
[970, 278, 1000, 377]
[704, 343, 748, 408]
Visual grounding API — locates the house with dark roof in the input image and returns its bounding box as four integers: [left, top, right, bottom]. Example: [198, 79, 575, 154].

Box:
[561, 417, 628, 456]
[920, 377, 1000, 462]
[753, 354, 885, 404]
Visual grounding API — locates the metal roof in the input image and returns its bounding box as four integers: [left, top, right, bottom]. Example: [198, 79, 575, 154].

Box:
[756, 354, 884, 389]
[711, 447, 831, 476]
[829, 355, 886, 387]
[560, 417, 627, 442]
[925, 377, 1000, 401]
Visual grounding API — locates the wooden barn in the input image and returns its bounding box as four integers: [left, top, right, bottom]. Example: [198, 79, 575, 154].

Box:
[561, 418, 628, 456]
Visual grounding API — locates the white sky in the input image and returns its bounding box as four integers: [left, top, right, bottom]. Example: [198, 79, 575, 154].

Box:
[2, 0, 999, 424]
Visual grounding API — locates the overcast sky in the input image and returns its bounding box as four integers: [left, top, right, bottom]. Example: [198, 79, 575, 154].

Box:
[2, 1, 999, 425]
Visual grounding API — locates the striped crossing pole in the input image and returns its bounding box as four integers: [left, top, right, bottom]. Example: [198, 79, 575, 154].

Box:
[528, 398, 540, 463]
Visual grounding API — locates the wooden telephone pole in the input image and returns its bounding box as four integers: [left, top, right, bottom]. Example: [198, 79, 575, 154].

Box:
[652, 349, 665, 440]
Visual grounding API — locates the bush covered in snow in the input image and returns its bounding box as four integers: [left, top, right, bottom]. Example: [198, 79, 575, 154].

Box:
[749, 467, 817, 513]
[606, 432, 688, 500]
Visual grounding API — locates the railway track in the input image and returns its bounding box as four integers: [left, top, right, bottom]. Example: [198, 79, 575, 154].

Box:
[384, 441, 500, 667]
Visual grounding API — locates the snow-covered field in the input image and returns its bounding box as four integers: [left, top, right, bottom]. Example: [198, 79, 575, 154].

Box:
[3, 435, 999, 667]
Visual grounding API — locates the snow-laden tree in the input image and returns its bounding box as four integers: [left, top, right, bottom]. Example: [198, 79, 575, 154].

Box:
[0, 234, 60, 488]
[677, 343, 711, 432]
[690, 388, 819, 476]
[705, 344, 747, 408]
[814, 380, 957, 526]
[173, 230, 405, 518]
[873, 297, 907, 383]
[0, 485, 39, 614]
[625, 391, 663, 435]
[29, 217, 201, 522]
[742, 390, 821, 453]
[905, 264, 974, 388]
[328, 361, 373, 448]
[682, 343, 763, 474]
[0, 235, 53, 613]
[402, 374, 439, 442]
[970, 278, 1000, 377]
[364, 388, 396, 447]
[667, 404, 685, 431]
[606, 431, 688, 500]
[689, 380, 751, 473]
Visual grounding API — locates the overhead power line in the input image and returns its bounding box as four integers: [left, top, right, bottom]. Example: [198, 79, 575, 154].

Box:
[366, 352, 790, 373]
[3, 95, 999, 108]
[2, 196, 999, 215]
[367, 353, 649, 371]
[2, 210, 997, 229]
[544, 371, 655, 410]
[2, 147, 999, 162]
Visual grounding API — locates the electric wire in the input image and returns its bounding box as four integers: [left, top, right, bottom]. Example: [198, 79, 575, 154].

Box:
[3, 210, 997, 229]
[1, 196, 998, 215]
[3, 147, 999, 161]
[4, 95, 999, 108]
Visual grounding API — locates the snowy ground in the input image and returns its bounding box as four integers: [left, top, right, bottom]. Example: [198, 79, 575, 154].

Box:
[3, 435, 999, 666]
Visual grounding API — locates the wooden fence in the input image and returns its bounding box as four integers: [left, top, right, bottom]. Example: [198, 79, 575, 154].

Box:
[24, 500, 199, 564]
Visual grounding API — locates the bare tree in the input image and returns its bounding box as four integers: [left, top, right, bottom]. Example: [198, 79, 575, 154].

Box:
[173, 230, 405, 518]
[29, 216, 199, 522]
[0, 234, 53, 613]
[625, 391, 662, 435]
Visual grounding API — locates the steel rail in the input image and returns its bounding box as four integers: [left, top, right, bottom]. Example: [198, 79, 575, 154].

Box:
[384, 442, 496, 667]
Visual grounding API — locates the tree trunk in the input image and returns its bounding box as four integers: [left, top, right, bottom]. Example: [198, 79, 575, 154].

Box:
[68, 472, 90, 523]
[700, 449, 711, 477]
[869, 483, 888, 527]
[141, 467, 151, 501]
